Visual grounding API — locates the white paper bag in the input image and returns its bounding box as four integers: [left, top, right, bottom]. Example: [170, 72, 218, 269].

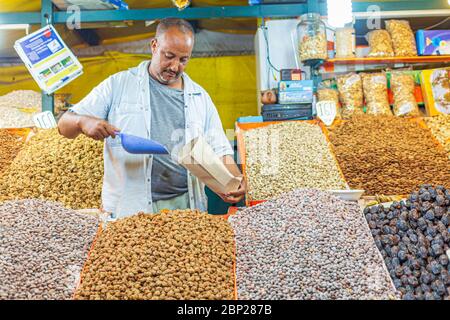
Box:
[178, 136, 242, 195]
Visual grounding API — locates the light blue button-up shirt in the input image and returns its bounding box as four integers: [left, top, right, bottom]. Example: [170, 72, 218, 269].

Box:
[69, 60, 233, 218]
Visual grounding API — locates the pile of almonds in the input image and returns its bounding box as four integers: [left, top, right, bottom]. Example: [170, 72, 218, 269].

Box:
[74, 210, 235, 300]
[328, 115, 450, 195]
[0, 129, 103, 209]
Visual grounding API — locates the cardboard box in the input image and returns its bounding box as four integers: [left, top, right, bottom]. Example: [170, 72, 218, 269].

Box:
[420, 67, 450, 116]
[416, 30, 450, 56]
[278, 80, 313, 104]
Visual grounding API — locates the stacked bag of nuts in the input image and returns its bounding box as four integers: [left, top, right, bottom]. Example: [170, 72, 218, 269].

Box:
[242, 121, 347, 202]
[366, 20, 417, 57]
[365, 185, 450, 300]
[0, 199, 99, 300]
[74, 210, 235, 300]
[333, 70, 422, 119]
[424, 115, 450, 158]
[329, 115, 450, 196]
[229, 189, 399, 300]
[0, 128, 103, 209]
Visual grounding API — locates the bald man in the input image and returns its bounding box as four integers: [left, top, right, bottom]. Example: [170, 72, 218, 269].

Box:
[58, 18, 245, 218]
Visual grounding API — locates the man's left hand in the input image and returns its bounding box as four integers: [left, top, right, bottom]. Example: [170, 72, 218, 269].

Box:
[219, 178, 246, 204]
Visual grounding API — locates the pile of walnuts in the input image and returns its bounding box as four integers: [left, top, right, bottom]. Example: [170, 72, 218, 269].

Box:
[74, 210, 235, 300]
[0, 129, 103, 209]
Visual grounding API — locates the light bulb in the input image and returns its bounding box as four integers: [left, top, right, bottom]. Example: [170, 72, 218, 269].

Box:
[327, 0, 353, 28]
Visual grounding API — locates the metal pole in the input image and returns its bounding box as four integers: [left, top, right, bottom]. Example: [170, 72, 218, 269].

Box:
[41, 0, 54, 114]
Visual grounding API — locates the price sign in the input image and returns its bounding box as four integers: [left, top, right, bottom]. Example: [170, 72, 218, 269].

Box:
[316, 100, 337, 126]
[33, 111, 57, 129]
[14, 25, 83, 94]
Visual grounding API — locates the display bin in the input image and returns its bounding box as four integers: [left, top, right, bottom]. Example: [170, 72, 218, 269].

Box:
[323, 116, 448, 200]
[73, 213, 239, 300]
[236, 119, 349, 207]
[72, 223, 103, 300]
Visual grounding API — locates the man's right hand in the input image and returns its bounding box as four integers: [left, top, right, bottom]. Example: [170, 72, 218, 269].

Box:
[78, 116, 120, 141]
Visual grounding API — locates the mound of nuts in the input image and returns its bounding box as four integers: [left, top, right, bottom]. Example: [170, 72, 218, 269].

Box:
[242, 121, 347, 201]
[0, 130, 23, 177]
[0, 199, 99, 300]
[0, 129, 103, 209]
[0, 107, 35, 128]
[74, 210, 235, 300]
[424, 115, 450, 158]
[365, 185, 450, 300]
[0, 90, 41, 110]
[328, 115, 450, 195]
[229, 189, 399, 300]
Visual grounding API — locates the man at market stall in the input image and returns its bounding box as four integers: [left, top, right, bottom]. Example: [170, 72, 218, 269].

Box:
[58, 18, 246, 218]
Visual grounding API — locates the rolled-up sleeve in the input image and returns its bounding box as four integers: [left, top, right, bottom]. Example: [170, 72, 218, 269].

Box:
[204, 93, 234, 158]
[69, 76, 113, 120]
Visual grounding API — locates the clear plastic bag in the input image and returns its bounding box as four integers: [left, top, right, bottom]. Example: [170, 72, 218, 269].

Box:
[317, 88, 342, 119]
[335, 28, 355, 58]
[361, 73, 392, 115]
[385, 20, 417, 57]
[367, 30, 394, 57]
[390, 72, 420, 116]
[336, 73, 364, 119]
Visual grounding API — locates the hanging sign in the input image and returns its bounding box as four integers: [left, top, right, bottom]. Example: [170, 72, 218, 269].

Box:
[316, 100, 337, 126]
[14, 25, 83, 94]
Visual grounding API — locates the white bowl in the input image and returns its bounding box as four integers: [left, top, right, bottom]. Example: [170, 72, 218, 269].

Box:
[329, 189, 365, 201]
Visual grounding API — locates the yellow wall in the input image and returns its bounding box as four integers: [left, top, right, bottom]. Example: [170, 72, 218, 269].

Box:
[0, 52, 257, 130]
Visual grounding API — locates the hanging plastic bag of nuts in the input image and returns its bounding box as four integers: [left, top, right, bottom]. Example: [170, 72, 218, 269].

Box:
[385, 20, 418, 56]
[366, 30, 395, 57]
[336, 73, 364, 119]
[335, 27, 355, 58]
[361, 72, 392, 116]
[390, 71, 420, 117]
[317, 87, 342, 120]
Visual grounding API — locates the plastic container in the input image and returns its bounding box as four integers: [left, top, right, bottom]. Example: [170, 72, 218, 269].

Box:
[297, 13, 328, 62]
[335, 27, 355, 58]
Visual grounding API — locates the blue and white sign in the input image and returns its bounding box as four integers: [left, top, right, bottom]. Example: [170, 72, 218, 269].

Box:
[14, 25, 83, 94]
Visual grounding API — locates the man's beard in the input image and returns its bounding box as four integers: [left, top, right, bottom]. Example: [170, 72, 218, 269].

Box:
[157, 70, 180, 84]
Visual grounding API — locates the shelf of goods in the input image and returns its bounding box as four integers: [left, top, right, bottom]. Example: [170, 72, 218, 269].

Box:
[325, 56, 450, 66]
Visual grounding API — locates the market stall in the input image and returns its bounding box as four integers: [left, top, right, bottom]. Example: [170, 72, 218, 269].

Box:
[0, 0, 449, 302]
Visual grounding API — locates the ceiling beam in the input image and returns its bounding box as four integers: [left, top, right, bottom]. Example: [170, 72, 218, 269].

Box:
[0, 1, 447, 25]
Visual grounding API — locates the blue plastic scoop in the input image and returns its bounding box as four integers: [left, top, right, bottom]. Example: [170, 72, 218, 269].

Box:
[115, 132, 169, 155]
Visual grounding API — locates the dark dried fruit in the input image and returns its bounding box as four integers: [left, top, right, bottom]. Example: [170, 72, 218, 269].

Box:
[365, 185, 450, 300]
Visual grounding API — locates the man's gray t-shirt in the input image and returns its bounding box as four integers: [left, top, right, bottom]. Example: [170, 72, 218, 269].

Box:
[149, 74, 188, 201]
